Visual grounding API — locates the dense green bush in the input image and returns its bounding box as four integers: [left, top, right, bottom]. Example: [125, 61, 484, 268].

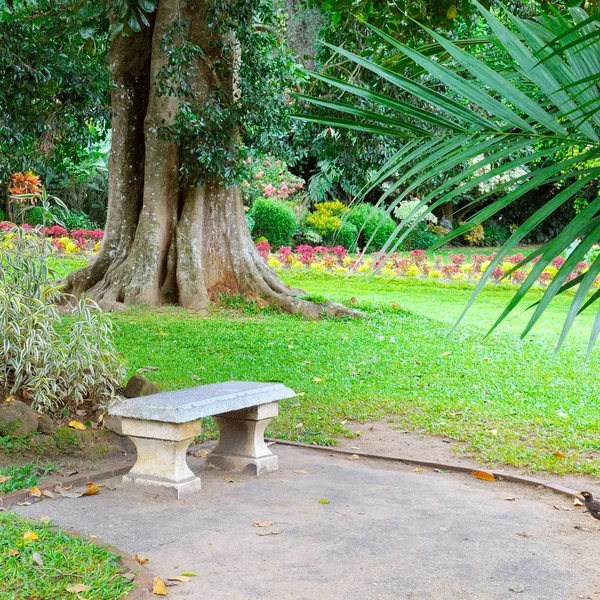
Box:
[347, 204, 396, 252]
[0, 227, 124, 413]
[333, 221, 358, 251]
[249, 198, 297, 248]
[55, 208, 96, 232]
[483, 222, 510, 246]
[24, 207, 45, 227]
[401, 222, 441, 251]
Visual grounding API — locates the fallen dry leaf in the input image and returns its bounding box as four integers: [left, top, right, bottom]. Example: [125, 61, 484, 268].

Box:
[29, 487, 42, 498]
[41, 490, 57, 501]
[152, 577, 168, 596]
[553, 504, 572, 511]
[37, 516, 51, 523]
[441, 352, 451, 357]
[82, 484, 100, 496]
[22, 531, 39, 542]
[473, 470, 496, 482]
[293, 470, 308, 475]
[573, 498, 584, 507]
[8, 549, 19, 556]
[516, 531, 532, 538]
[134, 554, 149, 565]
[0, 475, 12, 484]
[192, 449, 208, 458]
[503, 497, 517, 502]
[440, 527, 448, 532]
[413, 468, 424, 473]
[223, 476, 234, 483]
[68, 421, 86, 431]
[31, 551, 43, 566]
[253, 521, 273, 528]
[553, 451, 566, 458]
[574, 525, 593, 532]
[257, 530, 281, 537]
[168, 576, 191, 583]
[66, 584, 91, 593]
[3, 396, 14, 403]
[345, 454, 360, 461]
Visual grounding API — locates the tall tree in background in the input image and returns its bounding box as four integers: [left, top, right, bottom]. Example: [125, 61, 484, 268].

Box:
[2, 0, 357, 317]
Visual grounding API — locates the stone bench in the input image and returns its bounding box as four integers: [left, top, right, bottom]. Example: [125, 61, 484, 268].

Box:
[108, 381, 295, 498]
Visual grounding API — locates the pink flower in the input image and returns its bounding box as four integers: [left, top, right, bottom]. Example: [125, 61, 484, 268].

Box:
[263, 184, 276, 197]
[491, 267, 504, 281]
[551, 256, 566, 269]
[409, 249, 426, 264]
[512, 270, 527, 284]
[256, 240, 271, 260]
[242, 180, 250, 187]
[449, 253, 466, 266]
[507, 253, 525, 265]
[255, 171, 264, 179]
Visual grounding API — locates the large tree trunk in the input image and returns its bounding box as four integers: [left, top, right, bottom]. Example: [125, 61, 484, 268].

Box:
[65, 0, 359, 319]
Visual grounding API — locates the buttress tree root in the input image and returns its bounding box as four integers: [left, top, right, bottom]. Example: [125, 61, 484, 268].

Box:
[64, 0, 362, 320]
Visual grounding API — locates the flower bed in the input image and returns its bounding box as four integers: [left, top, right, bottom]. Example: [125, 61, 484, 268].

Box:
[0, 222, 103, 254]
[257, 241, 596, 288]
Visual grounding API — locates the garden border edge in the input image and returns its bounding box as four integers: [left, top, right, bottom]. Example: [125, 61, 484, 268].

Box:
[267, 438, 583, 499]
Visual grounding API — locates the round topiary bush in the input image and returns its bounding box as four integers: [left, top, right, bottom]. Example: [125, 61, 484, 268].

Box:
[347, 204, 396, 252]
[249, 198, 297, 249]
[333, 221, 358, 251]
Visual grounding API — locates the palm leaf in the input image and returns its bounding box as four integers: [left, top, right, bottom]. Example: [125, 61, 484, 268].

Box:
[298, 1, 600, 353]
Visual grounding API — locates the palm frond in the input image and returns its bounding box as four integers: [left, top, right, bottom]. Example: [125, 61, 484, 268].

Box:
[298, 1, 600, 354]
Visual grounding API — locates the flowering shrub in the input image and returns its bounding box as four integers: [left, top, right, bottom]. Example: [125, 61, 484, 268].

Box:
[305, 201, 347, 239]
[8, 171, 42, 206]
[0, 222, 102, 254]
[240, 155, 305, 206]
[256, 242, 597, 288]
[393, 199, 438, 224]
[461, 223, 486, 246]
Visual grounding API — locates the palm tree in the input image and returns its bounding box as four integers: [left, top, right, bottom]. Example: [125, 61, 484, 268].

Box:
[298, 1, 600, 353]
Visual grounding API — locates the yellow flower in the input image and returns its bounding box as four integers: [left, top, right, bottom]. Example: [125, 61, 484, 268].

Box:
[429, 270, 441, 278]
[267, 257, 281, 268]
[501, 261, 515, 274]
[480, 260, 491, 272]
[543, 265, 558, 276]
[405, 264, 420, 277]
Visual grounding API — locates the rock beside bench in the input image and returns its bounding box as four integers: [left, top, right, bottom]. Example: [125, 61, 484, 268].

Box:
[109, 381, 295, 498]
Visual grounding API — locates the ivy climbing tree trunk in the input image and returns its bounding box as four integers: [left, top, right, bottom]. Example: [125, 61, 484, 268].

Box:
[65, 0, 359, 318]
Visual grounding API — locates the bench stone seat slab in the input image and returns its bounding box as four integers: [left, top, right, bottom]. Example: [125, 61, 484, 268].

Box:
[110, 381, 295, 423]
[109, 381, 295, 498]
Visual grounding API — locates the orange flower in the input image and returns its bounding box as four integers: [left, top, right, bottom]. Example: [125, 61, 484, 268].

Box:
[8, 170, 42, 205]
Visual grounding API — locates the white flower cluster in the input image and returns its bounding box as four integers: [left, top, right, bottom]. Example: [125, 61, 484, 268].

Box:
[393, 199, 437, 224]
[470, 155, 529, 194]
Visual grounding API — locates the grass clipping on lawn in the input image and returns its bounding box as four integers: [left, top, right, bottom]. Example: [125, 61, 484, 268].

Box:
[0, 512, 134, 600]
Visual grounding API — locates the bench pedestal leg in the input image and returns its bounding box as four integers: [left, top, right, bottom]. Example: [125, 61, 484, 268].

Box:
[207, 402, 278, 475]
[121, 418, 202, 499]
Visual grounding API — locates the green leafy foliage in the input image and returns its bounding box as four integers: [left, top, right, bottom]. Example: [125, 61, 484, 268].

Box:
[0, 462, 57, 494]
[0, 226, 124, 413]
[301, 3, 600, 352]
[346, 204, 396, 251]
[248, 198, 297, 248]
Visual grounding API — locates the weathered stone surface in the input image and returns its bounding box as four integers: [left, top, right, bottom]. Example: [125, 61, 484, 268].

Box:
[110, 381, 295, 423]
[0, 400, 38, 436]
[207, 401, 279, 475]
[121, 418, 202, 498]
[37, 414, 56, 435]
[124, 374, 161, 398]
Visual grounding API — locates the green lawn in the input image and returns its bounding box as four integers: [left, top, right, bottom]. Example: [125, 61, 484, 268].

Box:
[55, 257, 600, 477]
[0, 512, 133, 600]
